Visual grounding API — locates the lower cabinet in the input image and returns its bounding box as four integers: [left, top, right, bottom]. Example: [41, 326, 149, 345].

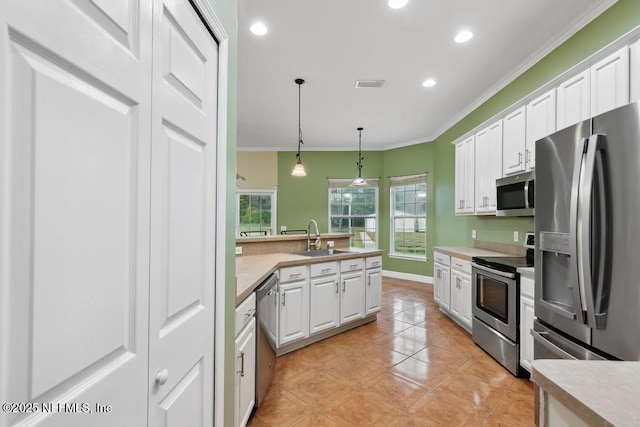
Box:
[447, 256, 473, 330]
[520, 272, 535, 372]
[434, 262, 450, 311]
[278, 266, 309, 346]
[365, 267, 382, 315]
[309, 262, 340, 334]
[340, 271, 365, 324]
[235, 310, 256, 427]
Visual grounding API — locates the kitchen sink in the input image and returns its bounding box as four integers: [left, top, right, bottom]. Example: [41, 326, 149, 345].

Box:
[292, 249, 357, 257]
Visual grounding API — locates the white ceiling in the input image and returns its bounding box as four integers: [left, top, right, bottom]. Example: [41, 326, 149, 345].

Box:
[237, 0, 616, 151]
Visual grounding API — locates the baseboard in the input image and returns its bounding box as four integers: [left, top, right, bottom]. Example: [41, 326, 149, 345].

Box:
[382, 270, 433, 284]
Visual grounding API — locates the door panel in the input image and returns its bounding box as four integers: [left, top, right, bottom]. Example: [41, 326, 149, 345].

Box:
[0, 1, 152, 425]
[148, 1, 218, 425]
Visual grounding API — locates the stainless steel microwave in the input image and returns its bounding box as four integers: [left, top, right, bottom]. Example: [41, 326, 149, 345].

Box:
[496, 171, 534, 216]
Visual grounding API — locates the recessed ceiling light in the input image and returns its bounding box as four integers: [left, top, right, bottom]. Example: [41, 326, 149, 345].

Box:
[455, 30, 473, 43]
[250, 22, 268, 36]
[388, 0, 408, 9]
[422, 78, 436, 88]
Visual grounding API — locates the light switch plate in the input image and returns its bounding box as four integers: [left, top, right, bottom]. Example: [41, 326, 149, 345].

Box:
[235, 246, 242, 255]
[471, 230, 476, 239]
[513, 231, 519, 242]
[280, 226, 287, 232]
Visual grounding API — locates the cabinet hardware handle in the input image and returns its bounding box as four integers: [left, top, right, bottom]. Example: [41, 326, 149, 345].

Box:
[244, 308, 255, 318]
[155, 369, 169, 385]
[525, 149, 531, 164]
[321, 268, 331, 273]
[368, 276, 371, 286]
[518, 152, 523, 165]
[335, 282, 339, 294]
[342, 281, 346, 293]
[290, 273, 301, 278]
[238, 352, 245, 377]
[282, 293, 286, 306]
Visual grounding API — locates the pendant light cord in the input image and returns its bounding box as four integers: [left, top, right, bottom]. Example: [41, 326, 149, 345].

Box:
[356, 127, 364, 178]
[296, 79, 304, 161]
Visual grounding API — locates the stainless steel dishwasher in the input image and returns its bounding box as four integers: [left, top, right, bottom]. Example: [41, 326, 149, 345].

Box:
[255, 273, 278, 407]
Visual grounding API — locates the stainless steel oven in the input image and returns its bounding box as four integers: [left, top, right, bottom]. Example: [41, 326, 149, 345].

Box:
[472, 264, 518, 341]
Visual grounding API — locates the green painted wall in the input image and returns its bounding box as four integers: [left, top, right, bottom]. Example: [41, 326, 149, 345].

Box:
[275, 0, 640, 281]
[205, 0, 237, 425]
[277, 151, 384, 232]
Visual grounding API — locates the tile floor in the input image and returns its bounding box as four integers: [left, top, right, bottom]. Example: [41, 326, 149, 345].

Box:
[248, 277, 535, 426]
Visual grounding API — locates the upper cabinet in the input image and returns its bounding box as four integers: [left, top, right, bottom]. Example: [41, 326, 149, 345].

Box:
[526, 88, 556, 170]
[557, 69, 590, 130]
[591, 46, 629, 116]
[475, 120, 502, 213]
[502, 106, 527, 176]
[455, 136, 475, 214]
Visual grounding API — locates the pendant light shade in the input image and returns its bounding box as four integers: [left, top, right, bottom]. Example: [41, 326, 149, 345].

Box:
[350, 127, 369, 187]
[291, 78, 306, 177]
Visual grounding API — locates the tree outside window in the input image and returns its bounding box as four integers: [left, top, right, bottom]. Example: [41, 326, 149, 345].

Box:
[237, 191, 276, 236]
[328, 180, 378, 249]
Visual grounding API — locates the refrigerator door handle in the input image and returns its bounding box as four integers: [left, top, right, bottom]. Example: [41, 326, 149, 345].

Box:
[580, 134, 607, 329]
[569, 137, 589, 322]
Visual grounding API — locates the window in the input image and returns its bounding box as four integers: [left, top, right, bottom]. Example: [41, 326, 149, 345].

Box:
[328, 179, 378, 249]
[390, 174, 427, 259]
[237, 190, 276, 236]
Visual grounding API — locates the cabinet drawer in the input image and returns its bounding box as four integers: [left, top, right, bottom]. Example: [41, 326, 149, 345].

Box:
[279, 265, 309, 283]
[433, 252, 450, 265]
[310, 261, 339, 277]
[235, 292, 256, 336]
[365, 256, 382, 269]
[340, 258, 364, 272]
[451, 257, 471, 274]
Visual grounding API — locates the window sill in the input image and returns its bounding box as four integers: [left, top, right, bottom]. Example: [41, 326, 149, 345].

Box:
[388, 254, 427, 262]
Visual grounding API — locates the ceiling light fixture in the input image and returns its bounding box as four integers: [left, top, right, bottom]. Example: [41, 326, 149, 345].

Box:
[454, 30, 473, 43]
[388, 0, 408, 9]
[291, 78, 306, 177]
[422, 78, 437, 88]
[350, 127, 369, 187]
[250, 22, 268, 36]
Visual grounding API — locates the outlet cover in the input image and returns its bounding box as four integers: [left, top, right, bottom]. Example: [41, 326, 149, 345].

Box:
[235, 246, 242, 255]
[513, 231, 519, 242]
[280, 226, 287, 231]
[471, 230, 476, 239]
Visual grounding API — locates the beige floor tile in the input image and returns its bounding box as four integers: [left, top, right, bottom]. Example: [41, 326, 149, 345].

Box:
[362, 372, 430, 410]
[391, 357, 451, 389]
[249, 385, 314, 426]
[282, 369, 352, 408]
[324, 389, 403, 426]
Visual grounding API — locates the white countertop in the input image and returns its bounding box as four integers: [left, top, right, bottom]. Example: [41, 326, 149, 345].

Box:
[532, 359, 640, 427]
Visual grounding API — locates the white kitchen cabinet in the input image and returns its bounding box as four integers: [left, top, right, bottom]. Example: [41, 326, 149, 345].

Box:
[591, 46, 629, 116]
[365, 267, 382, 315]
[309, 262, 340, 334]
[631, 40, 640, 103]
[526, 89, 556, 170]
[433, 251, 451, 311]
[502, 106, 527, 176]
[340, 258, 365, 324]
[455, 136, 475, 214]
[278, 266, 309, 346]
[450, 257, 472, 330]
[519, 272, 535, 373]
[557, 69, 591, 130]
[474, 120, 502, 213]
[235, 316, 256, 427]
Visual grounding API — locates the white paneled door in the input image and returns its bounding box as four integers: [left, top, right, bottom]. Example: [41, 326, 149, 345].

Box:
[148, 0, 218, 426]
[0, 1, 219, 426]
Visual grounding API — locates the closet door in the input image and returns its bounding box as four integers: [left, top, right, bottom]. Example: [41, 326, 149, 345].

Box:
[147, 0, 219, 426]
[0, 1, 152, 426]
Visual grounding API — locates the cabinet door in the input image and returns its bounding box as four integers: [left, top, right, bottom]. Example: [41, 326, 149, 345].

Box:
[526, 89, 556, 170]
[309, 275, 340, 334]
[631, 40, 640, 103]
[365, 268, 382, 315]
[462, 138, 475, 213]
[340, 271, 365, 323]
[460, 273, 472, 329]
[440, 266, 450, 311]
[520, 295, 535, 373]
[278, 281, 309, 346]
[455, 141, 466, 214]
[475, 121, 502, 213]
[557, 69, 590, 130]
[235, 318, 256, 427]
[502, 106, 526, 176]
[591, 46, 629, 116]
[433, 264, 442, 305]
[449, 272, 462, 319]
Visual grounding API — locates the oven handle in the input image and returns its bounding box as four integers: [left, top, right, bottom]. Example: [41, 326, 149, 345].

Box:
[471, 263, 516, 279]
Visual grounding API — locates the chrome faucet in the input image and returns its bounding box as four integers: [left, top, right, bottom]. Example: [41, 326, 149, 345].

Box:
[306, 219, 321, 251]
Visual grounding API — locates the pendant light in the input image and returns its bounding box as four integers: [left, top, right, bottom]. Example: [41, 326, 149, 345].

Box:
[291, 78, 307, 176]
[350, 127, 369, 187]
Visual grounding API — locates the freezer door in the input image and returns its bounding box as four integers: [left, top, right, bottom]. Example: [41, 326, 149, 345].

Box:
[589, 101, 640, 361]
[535, 120, 592, 343]
[532, 320, 606, 360]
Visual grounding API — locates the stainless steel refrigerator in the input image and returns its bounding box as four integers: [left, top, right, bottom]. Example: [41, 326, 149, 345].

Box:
[533, 100, 640, 361]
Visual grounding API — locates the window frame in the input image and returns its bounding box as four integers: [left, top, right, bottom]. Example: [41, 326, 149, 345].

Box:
[236, 189, 277, 237]
[389, 174, 427, 260]
[327, 179, 379, 250]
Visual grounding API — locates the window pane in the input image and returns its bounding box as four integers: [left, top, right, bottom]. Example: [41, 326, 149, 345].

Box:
[329, 183, 378, 249]
[390, 176, 427, 257]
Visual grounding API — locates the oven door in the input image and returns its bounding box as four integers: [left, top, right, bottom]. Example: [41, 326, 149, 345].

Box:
[471, 264, 518, 341]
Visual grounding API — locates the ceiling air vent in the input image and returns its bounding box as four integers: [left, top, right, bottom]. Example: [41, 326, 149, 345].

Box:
[355, 80, 385, 88]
